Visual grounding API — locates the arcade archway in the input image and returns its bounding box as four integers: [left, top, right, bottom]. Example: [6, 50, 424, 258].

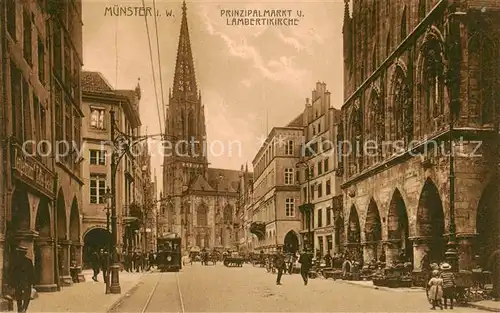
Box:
[34, 200, 52, 286]
[476, 181, 500, 268]
[83, 227, 111, 267]
[284, 230, 299, 253]
[69, 198, 81, 267]
[11, 188, 30, 232]
[387, 188, 412, 264]
[346, 205, 361, 262]
[364, 199, 382, 261]
[416, 178, 445, 262]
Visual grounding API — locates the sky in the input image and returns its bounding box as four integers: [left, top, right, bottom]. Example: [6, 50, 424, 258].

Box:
[82, 0, 345, 186]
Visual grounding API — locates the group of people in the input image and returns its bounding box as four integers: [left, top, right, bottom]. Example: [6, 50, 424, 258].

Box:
[270, 248, 314, 286]
[427, 262, 456, 310]
[123, 250, 156, 272]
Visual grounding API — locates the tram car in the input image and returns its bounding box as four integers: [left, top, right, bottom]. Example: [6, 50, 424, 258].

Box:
[157, 237, 182, 272]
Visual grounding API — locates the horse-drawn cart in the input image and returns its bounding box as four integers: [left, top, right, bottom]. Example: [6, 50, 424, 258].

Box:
[224, 252, 244, 267]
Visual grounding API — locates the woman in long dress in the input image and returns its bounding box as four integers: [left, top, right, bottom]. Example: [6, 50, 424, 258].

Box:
[428, 270, 444, 310]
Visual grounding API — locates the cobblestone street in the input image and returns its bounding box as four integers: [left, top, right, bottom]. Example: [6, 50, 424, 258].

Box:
[110, 264, 488, 312]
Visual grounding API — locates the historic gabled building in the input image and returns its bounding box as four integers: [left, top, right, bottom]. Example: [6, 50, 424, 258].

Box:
[162, 1, 240, 251]
[236, 164, 254, 253]
[340, 0, 500, 278]
[296, 82, 343, 257]
[1, 0, 84, 298]
[81, 71, 142, 264]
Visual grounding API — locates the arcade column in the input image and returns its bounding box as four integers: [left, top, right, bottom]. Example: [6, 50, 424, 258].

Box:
[362, 241, 376, 263]
[410, 236, 432, 271]
[33, 238, 57, 292]
[14, 230, 37, 261]
[58, 240, 72, 286]
[72, 242, 85, 282]
[383, 240, 400, 267]
[457, 233, 476, 270]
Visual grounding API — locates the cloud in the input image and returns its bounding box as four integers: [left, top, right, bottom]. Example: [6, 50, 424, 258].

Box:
[275, 27, 324, 54]
[198, 5, 308, 88]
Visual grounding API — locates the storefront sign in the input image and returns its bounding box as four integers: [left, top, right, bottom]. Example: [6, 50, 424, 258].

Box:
[315, 226, 334, 235]
[12, 143, 54, 197]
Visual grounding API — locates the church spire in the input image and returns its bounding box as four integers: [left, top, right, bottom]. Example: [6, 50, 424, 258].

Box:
[172, 0, 197, 97]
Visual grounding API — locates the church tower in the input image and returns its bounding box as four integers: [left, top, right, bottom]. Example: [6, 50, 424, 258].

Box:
[163, 1, 208, 224]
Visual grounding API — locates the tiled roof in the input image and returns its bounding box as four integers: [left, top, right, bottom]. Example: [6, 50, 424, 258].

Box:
[189, 174, 215, 192]
[286, 112, 304, 127]
[81, 71, 114, 93]
[207, 168, 240, 192]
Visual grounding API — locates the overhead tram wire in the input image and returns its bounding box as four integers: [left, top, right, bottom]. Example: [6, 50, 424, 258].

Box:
[141, 0, 164, 140]
[152, 0, 167, 127]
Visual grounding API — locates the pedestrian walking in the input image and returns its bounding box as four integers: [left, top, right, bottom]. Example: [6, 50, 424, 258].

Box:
[275, 249, 285, 285]
[440, 263, 455, 309]
[10, 246, 34, 313]
[91, 250, 100, 282]
[428, 270, 444, 310]
[299, 249, 313, 285]
[100, 249, 110, 283]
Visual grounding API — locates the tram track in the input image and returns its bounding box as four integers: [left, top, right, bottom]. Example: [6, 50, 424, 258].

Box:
[139, 271, 186, 313]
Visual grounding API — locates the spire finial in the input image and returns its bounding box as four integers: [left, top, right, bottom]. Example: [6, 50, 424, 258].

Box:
[182, 0, 187, 14]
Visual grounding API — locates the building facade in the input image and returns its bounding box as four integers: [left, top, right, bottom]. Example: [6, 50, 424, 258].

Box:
[162, 2, 240, 252]
[81, 71, 142, 265]
[236, 165, 254, 253]
[0, 0, 84, 297]
[340, 0, 500, 275]
[250, 127, 304, 253]
[296, 82, 343, 257]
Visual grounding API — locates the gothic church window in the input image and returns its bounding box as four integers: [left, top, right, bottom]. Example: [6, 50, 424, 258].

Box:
[223, 205, 232, 223]
[197, 205, 208, 226]
[393, 66, 412, 142]
[421, 37, 444, 119]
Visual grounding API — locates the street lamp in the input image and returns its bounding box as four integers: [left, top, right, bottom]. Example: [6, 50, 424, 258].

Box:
[296, 160, 313, 251]
[444, 8, 466, 272]
[108, 109, 178, 294]
[102, 186, 112, 294]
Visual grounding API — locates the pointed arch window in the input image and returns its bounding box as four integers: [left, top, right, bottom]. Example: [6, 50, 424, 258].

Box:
[420, 36, 445, 119]
[469, 31, 495, 124]
[187, 111, 194, 139]
[197, 205, 208, 226]
[393, 66, 412, 142]
[386, 32, 391, 58]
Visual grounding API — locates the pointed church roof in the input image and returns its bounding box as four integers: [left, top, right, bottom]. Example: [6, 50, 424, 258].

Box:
[189, 174, 215, 192]
[172, 0, 198, 97]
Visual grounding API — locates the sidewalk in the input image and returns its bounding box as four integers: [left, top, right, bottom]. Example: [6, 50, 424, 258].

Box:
[468, 300, 500, 312]
[333, 278, 425, 293]
[29, 270, 145, 312]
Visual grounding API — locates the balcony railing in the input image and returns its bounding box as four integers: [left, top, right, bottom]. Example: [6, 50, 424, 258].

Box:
[11, 141, 54, 197]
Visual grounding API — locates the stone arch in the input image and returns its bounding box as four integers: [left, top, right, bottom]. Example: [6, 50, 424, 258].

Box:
[416, 178, 445, 262]
[11, 187, 31, 231]
[284, 229, 302, 253]
[69, 197, 80, 242]
[83, 226, 111, 267]
[364, 199, 382, 261]
[334, 207, 345, 254]
[475, 180, 499, 268]
[346, 205, 361, 262]
[34, 200, 52, 287]
[56, 189, 67, 240]
[387, 188, 412, 265]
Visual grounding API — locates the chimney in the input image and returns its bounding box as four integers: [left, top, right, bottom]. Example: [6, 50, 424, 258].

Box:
[305, 97, 310, 107]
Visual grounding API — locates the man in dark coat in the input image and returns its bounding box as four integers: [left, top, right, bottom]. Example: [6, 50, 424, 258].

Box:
[91, 250, 100, 282]
[299, 249, 313, 285]
[274, 249, 286, 285]
[11, 246, 34, 313]
[100, 249, 110, 283]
